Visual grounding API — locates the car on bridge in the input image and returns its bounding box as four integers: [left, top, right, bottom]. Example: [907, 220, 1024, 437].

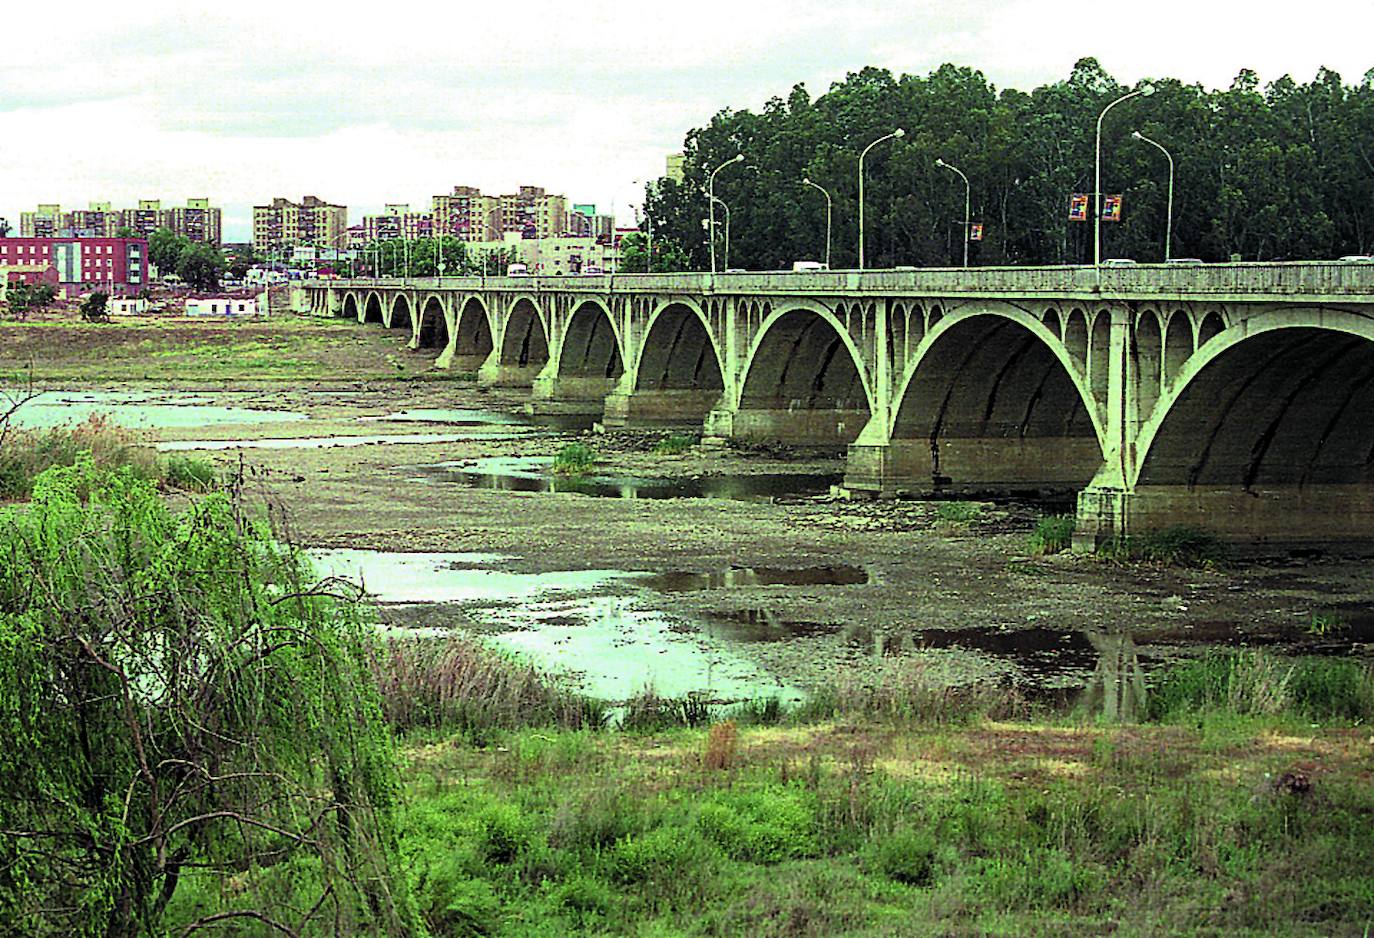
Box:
[791, 260, 827, 272]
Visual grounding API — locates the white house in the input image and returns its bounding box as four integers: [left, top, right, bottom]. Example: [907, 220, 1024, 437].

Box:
[109, 297, 149, 315]
[184, 294, 261, 317]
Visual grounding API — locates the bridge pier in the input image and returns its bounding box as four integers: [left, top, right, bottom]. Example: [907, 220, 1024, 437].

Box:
[1075, 483, 1374, 552]
[526, 367, 616, 417]
[846, 437, 1102, 498]
[706, 401, 869, 449]
[602, 389, 723, 428]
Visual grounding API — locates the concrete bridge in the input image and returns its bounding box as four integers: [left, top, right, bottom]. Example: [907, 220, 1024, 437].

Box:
[303, 263, 1374, 549]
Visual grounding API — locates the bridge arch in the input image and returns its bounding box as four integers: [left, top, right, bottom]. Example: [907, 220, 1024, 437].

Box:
[496, 296, 549, 386]
[1134, 309, 1374, 491]
[734, 301, 873, 446]
[363, 292, 384, 325]
[387, 294, 412, 331]
[341, 293, 359, 321]
[552, 299, 625, 403]
[416, 294, 450, 352]
[619, 299, 725, 427]
[888, 303, 1105, 494]
[451, 295, 494, 371]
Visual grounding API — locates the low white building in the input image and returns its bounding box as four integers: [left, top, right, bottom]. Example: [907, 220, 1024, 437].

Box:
[109, 297, 150, 315]
[184, 294, 261, 317]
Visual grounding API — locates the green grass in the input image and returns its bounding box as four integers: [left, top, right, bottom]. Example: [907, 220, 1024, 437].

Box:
[378, 711, 1374, 936]
[1099, 524, 1226, 566]
[935, 500, 984, 524]
[1147, 649, 1374, 722]
[1028, 514, 1076, 554]
[552, 442, 598, 476]
[651, 432, 696, 456]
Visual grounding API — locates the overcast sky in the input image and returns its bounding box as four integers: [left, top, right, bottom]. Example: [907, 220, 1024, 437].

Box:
[1, 0, 1369, 242]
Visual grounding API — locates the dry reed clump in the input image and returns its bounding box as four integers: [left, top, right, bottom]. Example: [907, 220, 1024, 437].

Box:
[703, 721, 738, 771]
[369, 635, 605, 734]
[0, 414, 162, 499]
[824, 658, 1026, 724]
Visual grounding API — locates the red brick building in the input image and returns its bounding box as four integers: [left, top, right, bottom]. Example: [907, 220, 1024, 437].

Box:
[0, 237, 149, 298]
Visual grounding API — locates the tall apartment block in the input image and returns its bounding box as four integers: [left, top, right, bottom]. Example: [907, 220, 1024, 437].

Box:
[20, 199, 222, 243]
[169, 198, 222, 244]
[253, 196, 348, 254]
[432, 186, 498, 242]
[497, 186, 567, 240]
[362, 204, 434, 243]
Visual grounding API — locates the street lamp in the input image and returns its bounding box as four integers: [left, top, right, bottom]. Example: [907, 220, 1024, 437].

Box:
[708, 153, 743, 273]
[858, 128, 905, 270]
[801, 177, 832, 269]
[1094, 83, 1155, 272]
[1132, 130, 1174, 263]
[934, 158, 971, 267]
[710, 195, 732, 270]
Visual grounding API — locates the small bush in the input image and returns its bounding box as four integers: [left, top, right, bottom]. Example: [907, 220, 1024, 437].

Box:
[1289, 657, 1374, 721]
[621, 688, 714, 731]
[551, 442, 597, 476]
[827, 659, 1024, 724]
[0, 414, 159, 499]
[608, 825, 712, 884]
[549, 786, 645, 852]
[1145, 650, 1374, 722]
[865, 827, 938, 885]
[695, 787, 819, 863]
[475, 803, 535, 865]
[935, 501, 983, 524]
[1028, 514, 1076, 555]
[163, 455, 217, 492]
[652, 433, 696, 456]
[730, 696, 784, 726]
[552, 874, 613, 922]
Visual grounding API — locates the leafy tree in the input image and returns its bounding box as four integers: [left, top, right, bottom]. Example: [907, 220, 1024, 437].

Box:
[0, 459, 418, 936]
[80, 290, 110, 323]
[0, 218, 11, 238]
[114, 225, 137, 238]
[619, 232, 690, 272]
[176, 241, 226, 291]
[148, 227, 188, 274]
[5, 282, 58, 321]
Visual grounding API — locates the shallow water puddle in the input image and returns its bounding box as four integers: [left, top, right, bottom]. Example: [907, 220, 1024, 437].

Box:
[421, 455, 841, 501]
[642, 565, 868, 591]
[2, 389, 307, 429]
[306, 549, 804, 702]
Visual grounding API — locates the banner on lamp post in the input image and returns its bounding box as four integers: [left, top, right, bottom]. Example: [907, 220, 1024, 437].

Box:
[1069, 193, 1089, 222]
[1101, 194, 1123, 222]
[969, 223, 983, 242]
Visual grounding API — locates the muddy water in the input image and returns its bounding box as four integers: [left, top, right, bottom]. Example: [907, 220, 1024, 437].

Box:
[158, 431, 529, 452]
[3, 389, 308, 429]
[421, 455, 842, 501]
[308, 549, 806, 704]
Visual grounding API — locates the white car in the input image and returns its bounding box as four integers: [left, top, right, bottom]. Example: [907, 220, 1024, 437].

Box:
[791, 260, 827, 272]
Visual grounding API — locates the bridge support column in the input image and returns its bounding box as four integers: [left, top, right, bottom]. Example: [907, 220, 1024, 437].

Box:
[848, 436, 1103, 499]
[1076, 483, 1374, 551]
[479, 358, 542, 388]
[602, 389, 724, 428]
[705, 401, 869, 449]
[525, 365, 614, 417]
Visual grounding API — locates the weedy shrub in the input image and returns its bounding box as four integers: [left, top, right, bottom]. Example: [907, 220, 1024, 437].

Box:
[703, 720, 738, 771]
[0, 413, 160, 499]
[830, 659, 1025, 724]
[552, 442, 597, 476]
[864, 826, 939, 885]
[730, 696, 784, 726]
[652, 432, 696, 456]
[695, 787, 820, 863]
[1028, 514, 1076, 555]
[621, 687, 714, 731]
[1288, 657, 1374, 721]
[935, 500, 983, 523]
[969, 848, 1106, 911]
[1100, 525, 1225, 566]
[163, 454, 218, 492]
[549, 785, 647, 852]
[608, 825, 714, 884]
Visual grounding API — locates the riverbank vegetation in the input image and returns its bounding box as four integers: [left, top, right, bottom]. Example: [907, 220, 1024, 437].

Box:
[0, 411, 216, 499]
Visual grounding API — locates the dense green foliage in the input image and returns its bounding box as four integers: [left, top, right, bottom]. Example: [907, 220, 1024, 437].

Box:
[618, 231, 691, 273]
[648, 58, 1374, 270]
[360, 237, 517, 277]
[551, 442, 598, 476]
[0, 460, 416, 936]
[1148, 650, 1374, 722]
[1028, 514, 1077, 554]
[4, 282, 58, 320]
[391, 712, 1374, 936]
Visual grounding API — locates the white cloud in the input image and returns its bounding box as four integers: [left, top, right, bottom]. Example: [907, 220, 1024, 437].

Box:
[0, 0, 1369, 239]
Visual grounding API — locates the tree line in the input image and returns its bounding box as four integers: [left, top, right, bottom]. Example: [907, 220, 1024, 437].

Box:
[644, 57, 1374, 271]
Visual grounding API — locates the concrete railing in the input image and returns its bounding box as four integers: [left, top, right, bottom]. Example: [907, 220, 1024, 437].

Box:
[309, 262, 1374, 301]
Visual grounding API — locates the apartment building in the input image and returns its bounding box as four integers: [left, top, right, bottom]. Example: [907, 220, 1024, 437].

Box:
[20, 199, 223, 243]
[432, 185, 498, 242]
[0, 236, 148, 297]
[361, 204, 434, 243]
[496, 185, 567, 240]
[253, 196, 348, 254]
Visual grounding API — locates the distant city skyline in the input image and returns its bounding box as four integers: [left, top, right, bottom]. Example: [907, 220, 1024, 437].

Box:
[1, 0, 1370, 242]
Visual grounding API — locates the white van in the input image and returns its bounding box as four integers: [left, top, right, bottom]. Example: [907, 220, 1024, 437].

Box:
[791, 260, 827, 272]
[506, 263, 529, 277]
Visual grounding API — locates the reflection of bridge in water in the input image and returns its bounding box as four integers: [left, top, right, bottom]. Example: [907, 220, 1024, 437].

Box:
[303, 264, 1374, 548]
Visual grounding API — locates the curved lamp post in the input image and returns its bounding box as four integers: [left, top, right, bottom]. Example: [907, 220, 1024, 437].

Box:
[934, 158, 971, 267]
[1132, 130, 1174, 263]
[858, 128, 904, 271]
[801, 177, 832, 269]
[1094, 84, 1154, 272]
[708, 154, 743, 273]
